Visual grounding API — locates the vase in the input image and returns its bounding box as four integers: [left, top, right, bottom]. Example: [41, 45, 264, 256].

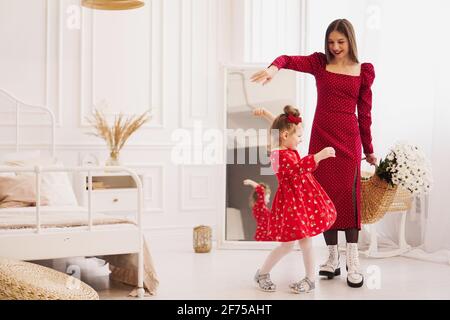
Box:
[105, 150, 121, 166]
[193, 225, 212, 253]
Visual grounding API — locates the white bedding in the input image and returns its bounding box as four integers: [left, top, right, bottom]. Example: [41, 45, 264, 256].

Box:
[0, 205, 135, 230]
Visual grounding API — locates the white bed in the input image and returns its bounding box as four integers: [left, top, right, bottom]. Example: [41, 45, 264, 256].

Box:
[0, 206, 140, 260]
[0, 89, 149, 298]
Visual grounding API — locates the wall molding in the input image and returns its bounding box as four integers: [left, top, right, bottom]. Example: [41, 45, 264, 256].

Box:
[79, 2, 164, 128]
[0, 0, 62, 127]
[180, 0, 218, 128]
[127, 163, 165, 213]
[180, 0, 192, 128]
[179, 164, 217, 211]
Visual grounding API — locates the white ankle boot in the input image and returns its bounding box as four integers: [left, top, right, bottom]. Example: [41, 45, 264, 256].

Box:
[346, 243, 364, 288]
[319, 245, 340, 279]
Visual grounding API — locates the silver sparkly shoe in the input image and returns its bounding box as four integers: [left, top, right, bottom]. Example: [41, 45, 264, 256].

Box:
[289, 277, 315, 294]
[254, 269, 276, 292]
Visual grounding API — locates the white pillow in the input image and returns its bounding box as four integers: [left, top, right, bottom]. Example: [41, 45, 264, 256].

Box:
[39, 161, 78, 206]
[5, 157, 78, 206]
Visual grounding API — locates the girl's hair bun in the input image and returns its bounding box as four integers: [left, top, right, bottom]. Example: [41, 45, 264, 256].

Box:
[283, 105, 300, 117]
[269, 104, 302, 151]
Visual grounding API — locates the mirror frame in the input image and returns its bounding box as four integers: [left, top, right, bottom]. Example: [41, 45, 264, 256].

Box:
[217, 64, 301, 249]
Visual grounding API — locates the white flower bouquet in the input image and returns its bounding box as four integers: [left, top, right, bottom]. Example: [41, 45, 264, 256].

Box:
[361, 141, 432, 224]
[375, 142, 432, 195]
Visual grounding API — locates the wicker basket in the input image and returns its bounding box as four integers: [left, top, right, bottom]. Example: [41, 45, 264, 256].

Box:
[0, 258, 99, 300]
[386, 186, 414, 212]
[361, 172, 399, 224]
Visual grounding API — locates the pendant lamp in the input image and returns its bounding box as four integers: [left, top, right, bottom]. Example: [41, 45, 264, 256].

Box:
[81, 0, 145, 10]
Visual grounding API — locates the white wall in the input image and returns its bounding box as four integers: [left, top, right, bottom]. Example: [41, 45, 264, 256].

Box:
[0, 0, 228, 233]
[424, 0, 450, 251]
[242, 0, 302, 63]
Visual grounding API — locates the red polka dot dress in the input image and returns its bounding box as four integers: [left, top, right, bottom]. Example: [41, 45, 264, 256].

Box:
[252, 184, 270, 241]
[265, 149, 337, 242]
[270, 52, 375, 230]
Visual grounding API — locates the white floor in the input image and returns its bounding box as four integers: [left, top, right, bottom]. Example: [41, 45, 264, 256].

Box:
[98, 231, 450, 300]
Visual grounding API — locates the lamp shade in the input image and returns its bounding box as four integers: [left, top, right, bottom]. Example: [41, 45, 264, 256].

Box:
[81, 0, 145, 10]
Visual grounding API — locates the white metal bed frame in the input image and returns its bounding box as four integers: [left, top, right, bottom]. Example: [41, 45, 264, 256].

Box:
[0, 89, 145, 298]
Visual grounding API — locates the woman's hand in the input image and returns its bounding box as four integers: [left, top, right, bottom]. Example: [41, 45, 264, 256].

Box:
[252, 108, 276, 123]
[314, 147, 336, 164]
[364, 153, 377, 166]
[250, 65, 279, 85]
[243, 179, 258, 188]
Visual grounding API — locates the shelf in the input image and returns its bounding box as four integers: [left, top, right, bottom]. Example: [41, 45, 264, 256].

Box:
[85, 175, 137, 190]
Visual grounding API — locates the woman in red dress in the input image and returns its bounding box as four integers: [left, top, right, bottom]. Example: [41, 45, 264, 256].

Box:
[253, 105, 337, 294]
[251, 19, 377, 288]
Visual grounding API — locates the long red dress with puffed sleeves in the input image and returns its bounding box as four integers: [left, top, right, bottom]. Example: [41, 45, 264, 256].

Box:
[265, 149, 337, 242]
[270, 52, 375, 230]
[252, 184, 270, 241]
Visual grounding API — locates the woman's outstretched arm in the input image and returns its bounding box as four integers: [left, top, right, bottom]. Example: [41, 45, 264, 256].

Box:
[251, 52, 324, 85]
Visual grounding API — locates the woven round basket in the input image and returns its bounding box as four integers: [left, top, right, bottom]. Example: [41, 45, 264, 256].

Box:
[361, 172, 398, 224]
[0, 258, 99, 300]
[387, 187, 414, 212]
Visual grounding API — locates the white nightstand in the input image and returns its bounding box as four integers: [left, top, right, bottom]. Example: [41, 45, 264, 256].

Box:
[75, 172, 144, 214]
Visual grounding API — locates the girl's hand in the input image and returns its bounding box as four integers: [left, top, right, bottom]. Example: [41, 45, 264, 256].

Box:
[314, 147, 336, 163]
[364, 153, 377, 166]
[252, 108, 267, 117]
[252, 108, 276, 123]
[243, 179, 258, 188]
[250, 66, 279, 85]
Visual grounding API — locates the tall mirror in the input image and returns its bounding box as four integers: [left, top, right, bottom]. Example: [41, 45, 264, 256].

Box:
[223, 66, 298, 246]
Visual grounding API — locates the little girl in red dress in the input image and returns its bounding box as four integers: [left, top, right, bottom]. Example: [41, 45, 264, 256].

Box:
[243, 179, 271, 241]
[253, 105, 337, 294]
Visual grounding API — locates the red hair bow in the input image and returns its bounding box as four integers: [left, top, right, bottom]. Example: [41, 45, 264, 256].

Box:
[287, 114, 302, 124]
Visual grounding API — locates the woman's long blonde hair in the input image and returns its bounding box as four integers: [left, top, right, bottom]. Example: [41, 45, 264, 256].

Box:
[324, 19, 359, 64]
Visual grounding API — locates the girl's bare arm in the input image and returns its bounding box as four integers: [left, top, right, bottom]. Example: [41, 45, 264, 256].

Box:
[253, 108, 275, 124]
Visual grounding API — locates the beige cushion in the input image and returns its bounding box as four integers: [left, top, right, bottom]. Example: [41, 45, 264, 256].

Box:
[0, 175, 49, 208]
[4, 158, 78, 206]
